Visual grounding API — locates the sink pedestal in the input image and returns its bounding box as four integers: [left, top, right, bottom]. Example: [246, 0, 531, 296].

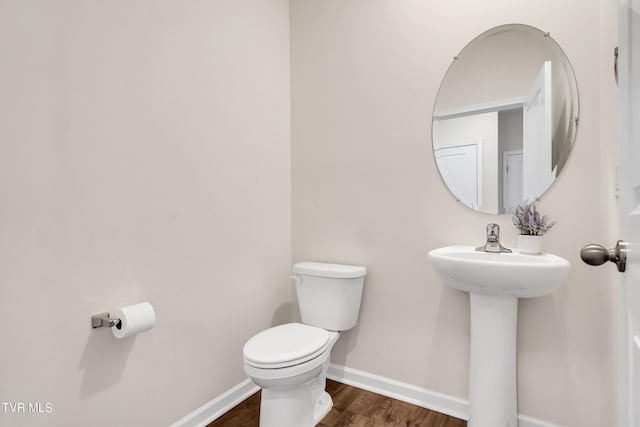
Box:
[428, 245, 571, 427]
[469, 293, 518, 427]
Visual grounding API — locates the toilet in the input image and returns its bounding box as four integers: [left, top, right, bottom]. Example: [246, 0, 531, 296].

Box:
[243, 261, 366, 427]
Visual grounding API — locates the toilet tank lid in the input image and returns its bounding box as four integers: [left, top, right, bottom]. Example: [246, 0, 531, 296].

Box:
[293, 262, 367, 278]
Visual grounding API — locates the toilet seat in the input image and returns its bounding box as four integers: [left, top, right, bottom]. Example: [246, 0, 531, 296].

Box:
[243, 323, 330, 369]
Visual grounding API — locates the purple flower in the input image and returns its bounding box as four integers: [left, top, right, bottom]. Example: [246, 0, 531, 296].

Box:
[512, 202, 556, 235]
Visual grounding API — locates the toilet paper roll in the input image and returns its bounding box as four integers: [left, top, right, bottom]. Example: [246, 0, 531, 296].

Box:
[111, 302, 156, 339]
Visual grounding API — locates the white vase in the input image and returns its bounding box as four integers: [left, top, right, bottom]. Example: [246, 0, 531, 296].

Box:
[518, 234, 544, 254]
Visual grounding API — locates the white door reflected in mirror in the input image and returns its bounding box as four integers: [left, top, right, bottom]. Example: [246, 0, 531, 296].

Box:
[433, 141, 480, 210]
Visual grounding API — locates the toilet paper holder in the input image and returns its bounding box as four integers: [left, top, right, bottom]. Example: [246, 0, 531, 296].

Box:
[91, 312, 122, 329]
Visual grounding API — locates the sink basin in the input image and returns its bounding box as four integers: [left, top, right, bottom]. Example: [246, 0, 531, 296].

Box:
[428, 245, 571, 298]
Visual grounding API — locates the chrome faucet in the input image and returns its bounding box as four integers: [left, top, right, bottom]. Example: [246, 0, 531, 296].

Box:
[475, 223, 512, 253]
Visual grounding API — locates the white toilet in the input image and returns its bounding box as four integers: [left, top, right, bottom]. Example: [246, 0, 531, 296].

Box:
[243, 261, 366, 427]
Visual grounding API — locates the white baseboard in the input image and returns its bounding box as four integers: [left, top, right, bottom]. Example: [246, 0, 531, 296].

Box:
[169, 378, 259, 427]
[518, 415, 564, 427]
[327, 363, 560, 427]
[326, 363, 469, 421]
[171, 364, 560, 427]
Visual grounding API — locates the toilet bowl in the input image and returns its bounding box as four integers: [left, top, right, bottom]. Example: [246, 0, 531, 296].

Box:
[242, 262, 366, 427]
[244, 323, 340, 427]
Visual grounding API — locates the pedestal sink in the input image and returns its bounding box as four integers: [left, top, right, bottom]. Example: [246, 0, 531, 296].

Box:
[428, 245, 570, 427]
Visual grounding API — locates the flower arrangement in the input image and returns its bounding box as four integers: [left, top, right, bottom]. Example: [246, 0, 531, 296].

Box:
[512, 201, 556, 236]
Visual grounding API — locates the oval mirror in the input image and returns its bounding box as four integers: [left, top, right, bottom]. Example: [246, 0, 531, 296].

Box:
[432, 24, 579, 214]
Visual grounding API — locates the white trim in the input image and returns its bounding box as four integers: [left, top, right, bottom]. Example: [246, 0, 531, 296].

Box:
[169, 378, 259, 427]
[326, 364, 562, 427]
[434, 96, 525, 120]
[518, 415, 566, 427]
[327, 364, 468, 420]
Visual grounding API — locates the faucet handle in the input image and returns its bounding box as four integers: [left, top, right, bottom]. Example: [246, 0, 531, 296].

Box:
[477, 223, 511, 253]
[487, 223, 500, 239]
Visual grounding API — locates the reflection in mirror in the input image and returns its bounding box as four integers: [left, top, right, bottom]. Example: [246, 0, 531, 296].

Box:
[432, 24, 579, 214]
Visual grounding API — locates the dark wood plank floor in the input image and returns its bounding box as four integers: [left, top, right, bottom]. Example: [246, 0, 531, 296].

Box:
[207, 380, 467, 427]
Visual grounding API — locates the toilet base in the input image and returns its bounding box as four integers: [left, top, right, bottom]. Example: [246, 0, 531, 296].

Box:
[259, 383, 332, 427]
[313, 391, 333, 424]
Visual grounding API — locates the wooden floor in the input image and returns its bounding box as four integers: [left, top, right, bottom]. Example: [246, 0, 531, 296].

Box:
[207, 380, 467, 427]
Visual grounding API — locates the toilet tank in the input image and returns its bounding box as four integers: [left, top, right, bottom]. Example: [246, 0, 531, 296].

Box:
[292, 262, 366, 331]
